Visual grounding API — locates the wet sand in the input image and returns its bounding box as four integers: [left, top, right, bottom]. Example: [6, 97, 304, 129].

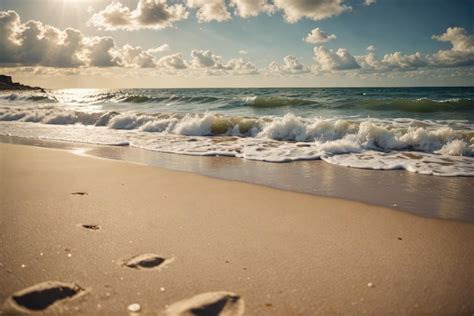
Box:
[0, 143, 473, 315]
[2, 135, 473, 222]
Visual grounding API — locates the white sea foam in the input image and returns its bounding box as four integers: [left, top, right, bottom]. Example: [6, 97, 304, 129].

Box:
[1, 108, 473, 176]
[174, 113, 217, 136]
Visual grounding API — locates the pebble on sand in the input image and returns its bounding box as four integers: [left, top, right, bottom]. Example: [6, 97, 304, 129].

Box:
[367, 282, 374, 288]
[128, 303, 141, 313]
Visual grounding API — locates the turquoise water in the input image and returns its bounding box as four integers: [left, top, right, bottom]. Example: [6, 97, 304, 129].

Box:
[53, 87, 474, 120]
[1, 87, 473, 176]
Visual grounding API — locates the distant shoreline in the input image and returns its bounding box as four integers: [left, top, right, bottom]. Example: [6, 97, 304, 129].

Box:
[0, 75, 44, 92]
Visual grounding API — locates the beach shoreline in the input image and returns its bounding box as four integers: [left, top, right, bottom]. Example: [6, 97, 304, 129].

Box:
[2, 135, 473, 222]
[0, 143, 473, 315]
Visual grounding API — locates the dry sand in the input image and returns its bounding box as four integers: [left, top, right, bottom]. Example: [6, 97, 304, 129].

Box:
[0, 143, 473, 315]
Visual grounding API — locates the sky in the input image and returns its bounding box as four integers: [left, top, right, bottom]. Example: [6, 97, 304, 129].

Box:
[0, 0, 473, 88]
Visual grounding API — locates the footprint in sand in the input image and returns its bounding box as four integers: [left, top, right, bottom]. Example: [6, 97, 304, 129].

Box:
[71, 192, 88, 196]
[166, 291, 244, 316]
[7, 281, 85, 312]
[121, 254, 173, 271]
[80, 224, 101, 230]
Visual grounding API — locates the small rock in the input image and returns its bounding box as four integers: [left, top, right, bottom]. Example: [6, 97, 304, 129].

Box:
[128, 303, 141, 313]
[160, 287, 165, 292]
[367, 282, 374, 288]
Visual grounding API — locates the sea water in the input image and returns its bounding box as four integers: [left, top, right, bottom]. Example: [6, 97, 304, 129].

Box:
[1, 87, 473, 176]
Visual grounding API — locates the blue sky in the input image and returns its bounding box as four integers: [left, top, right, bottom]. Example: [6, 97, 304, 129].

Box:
[0, 0, 473, 88]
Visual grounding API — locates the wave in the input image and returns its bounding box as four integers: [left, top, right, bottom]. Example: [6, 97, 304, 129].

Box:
[353, 98, 474, 112]
[1, 107, 472, 154]
[2, 89, 473, 114]
[1, 93, 58, 103]
[243, 96, 316, 108]
[1, 110, 473, 176]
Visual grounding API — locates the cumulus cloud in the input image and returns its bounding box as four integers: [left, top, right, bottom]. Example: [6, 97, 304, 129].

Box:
[304, 28, 336, 44]
[190, 49, 224, 68]
[156, 53, 188, 72]
[86, 37, 122, 67]
[230, 0, 274, 18]
[356, 47, 427, 72]
[354, 27, 474, 73]
[364, 0, 376, 6]
[381, 52, 427, 69]
[88, 0, 188, 31]
[147, 43, 170, 54]
[0, 10, 169, 69]
[273, 0, 350, 23]
[269, 55, 310, 74]
[313, 46, 360, 71]
[224, 58, 259, 75]
[189, 49, 258, 75]
[0, 10, 85, 67]
[430, 27, 474, 67]
[186, 0, 230, 22]
[239, 50, 248, 55]
[120, 44, 156, 68]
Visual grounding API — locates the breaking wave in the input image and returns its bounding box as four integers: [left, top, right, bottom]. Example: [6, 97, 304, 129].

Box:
[1, 106, 473, 176]
[1, 87, 473, 176]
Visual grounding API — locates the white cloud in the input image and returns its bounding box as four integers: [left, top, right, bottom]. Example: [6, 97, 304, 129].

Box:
[230, 0, 274, 18]
[86, 37, 122, 67]
[355, 27, 474, 73]
[0, 10, 170, 69]
[356, 49, 384, 71]
[189, 49, 258, 75]
[121, 44, 156, 68]
[381, 51, 427, 69]
[224, 58, 259, 75]
[313, 46, 360, 71]
[269, 55, 310, 74]
[156, 53, 188, 72]
[0, 10, 85, 67]
[304, 28, 336, 44]
[186, 0, 231, 22]
[239, 50, 248, 55]
[364, 0, 376, 6]
[88, 0, 188, 31]
[356, 47, 427, 73]
[190, 49, 224, 68]
[430, 27, 474, 67]
[273, 0, 350, 23]
[147, 44, 170, 54]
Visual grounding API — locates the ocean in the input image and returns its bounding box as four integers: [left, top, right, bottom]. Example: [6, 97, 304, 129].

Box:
[1, 87, 474, 176]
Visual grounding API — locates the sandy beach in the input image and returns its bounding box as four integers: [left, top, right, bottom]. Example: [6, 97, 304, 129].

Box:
[0, 143, 473, 315]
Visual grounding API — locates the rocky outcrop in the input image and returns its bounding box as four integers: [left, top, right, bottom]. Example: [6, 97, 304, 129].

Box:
[0, 75, 44, 91]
